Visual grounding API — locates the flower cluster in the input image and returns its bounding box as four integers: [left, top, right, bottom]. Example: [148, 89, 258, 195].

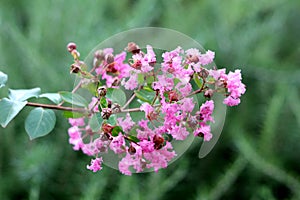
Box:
[66, 42, 246, 175]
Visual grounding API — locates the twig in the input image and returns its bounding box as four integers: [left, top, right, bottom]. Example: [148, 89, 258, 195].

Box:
[26, 102, 89, 113]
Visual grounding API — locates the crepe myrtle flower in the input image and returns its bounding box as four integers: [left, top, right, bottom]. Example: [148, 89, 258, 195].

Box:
[62, 42, 246, 175]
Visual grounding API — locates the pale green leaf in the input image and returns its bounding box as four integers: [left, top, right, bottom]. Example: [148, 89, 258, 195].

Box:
[25, 108, 56, 140]
[39, 93, 62, 104]
[106, 88, 126, 106]
[59, 91, 88, 107]
[9, 88, 41, 101]
[0, 98, 27, 127]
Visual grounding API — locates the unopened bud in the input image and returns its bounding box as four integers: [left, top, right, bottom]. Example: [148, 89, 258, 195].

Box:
[70, 63, 81, 73]
[198, 68, 209, 79]
[187, 55, 199, 63]
[204, 89, 214, 98]
[168, 90, 179, 102]
[105, 53, 114, 64]
[126, 42, 140, 54]
[128, 145, 136, 155]
[98, 86, 107, 97]
[102, 123, 114, 134]
[94, 50, 105, 60]
[112, 77, 120, 87]
[101, 108, 112, 120]
[153, 134, 165, 150]
[112, 103, 121, 113]
[67, 42, 77, 52]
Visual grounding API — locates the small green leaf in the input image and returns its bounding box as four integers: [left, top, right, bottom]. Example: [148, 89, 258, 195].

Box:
[59, 91, 88, 107]
[134, 90, 156, 103]
[62, 111, 85, 118]
[111, 126, 124, 136]
[106, 88, 126, 106]
[100, 97, 107, 108]
[25, 108, 56, 140]
[193, 75, 203, 89]
[0, 71, 8, 88]
[39, 93, 62, 104]
[146, 76, 154, 85]
[143, 85, 154, 92]
[0, 98, 27, 127]
[9, 88, 41, 101]
[137, 73, 145, 84]
[89, 113, 103, 132]
[126, 134, 140, 143]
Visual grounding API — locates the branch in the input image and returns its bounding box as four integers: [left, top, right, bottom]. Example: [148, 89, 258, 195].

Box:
[26, 102, 89, 113]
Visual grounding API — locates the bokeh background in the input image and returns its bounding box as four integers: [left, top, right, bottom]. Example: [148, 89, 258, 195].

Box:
[1, 0, 300, 199]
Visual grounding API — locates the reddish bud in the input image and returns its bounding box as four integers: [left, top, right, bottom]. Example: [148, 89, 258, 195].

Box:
[102, 123, 114, 134]
[168, 90, 179, 102]
[126, 42, 140, 54]
[204, 89, 214, 98]
[67, 42, 77, 52]
[97, 86, 107, 97]
[128, 145, 136, 155]
[153, 134, 165, 150]
[187, 54, 199, 63]
[101, 108, 112, 120]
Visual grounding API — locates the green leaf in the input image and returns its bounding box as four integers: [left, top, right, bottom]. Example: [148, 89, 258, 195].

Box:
[137, 73, 145, 84]
[25, 108, 56, 140]
[0, 98, 27, 127]
[59, 91, 88, 107]
[39, 93, 62, 104]
[62, 111, 85, 118]
[89, 113, 103, 132]
[134, 90, 156, 103]
[107, 114, 117, 125]
[111, 126, 124, 136]
[106, 88, 126, 106]
[100, 97, 107, 108]
[143, 85, 154, 92]
[9, 88, 41, 101]
[0, 71, 8, 88]
[126, 134, 140, 143]
[193, 75, 203, 89]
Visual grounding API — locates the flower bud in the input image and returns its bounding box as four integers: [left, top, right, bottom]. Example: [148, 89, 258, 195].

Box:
[67, 42, 77, 53]
[198, 68, 209, 79]
[112, 77, 120, 87]
[105, 53, 114, 64]
[128, 145, 136, 155]
[101, 108, 112, 120]
[168, 90, 179, 102]
[204, 89, 214, 98]
[153, 134, 165, 150]
[70, 63, 81, 73]
[94, 50, 105, 60]
[97, 86, 107, 97]
[102, 123, 114, 134]
[126, 42, 140, 54]
[187, 54, 199, 63]
[112, 103, 121, 113]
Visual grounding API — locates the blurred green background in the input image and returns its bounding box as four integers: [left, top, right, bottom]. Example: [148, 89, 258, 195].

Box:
[1, 0, 300, 199]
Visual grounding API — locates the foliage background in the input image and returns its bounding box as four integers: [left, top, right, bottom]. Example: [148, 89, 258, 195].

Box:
[0, 0, 300, 199]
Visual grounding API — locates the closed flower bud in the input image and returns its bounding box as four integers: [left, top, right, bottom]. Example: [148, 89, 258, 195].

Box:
[112, 103, 121, 113]
[67, 42, 77, 52]
[94, 50, 105, 60]
[101, 108, 112, 120]
[97, 86, 107, 97]
[112, 77, 120, 86]
[199, 68, 209, 79]
[168, 90, 179, 102]
[204, 89, 214, 98]
[126, 42, 140, 54]
[70, 63, 81, 73]
[128, 145, 136, 155]
[187, 54, 199, 63]
[102, 123, 114, 134]
[153, 134, 165, 150]
[105, 53, 114, 64]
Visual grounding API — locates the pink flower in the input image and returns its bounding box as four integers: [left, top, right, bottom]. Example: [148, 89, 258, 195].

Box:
[226, 69, 246, 99]
[180, 97, 195, 113]
[199, 100, 215, 123]
[176, 82, 192, 97]
[194, 124, 213, 141]
[68, 118, 85, 126]
[209, 68, 227, 80]
[169, 125, 189, 140]
[140, 103, 154, 118]
[138, 139, 155, 153]
[117, 113, 135, 132]
[109, 134, 126, 154]
[223, 96, 241, 106]
[152, 75, 174, 92]
[143, 45, 156, 64]
[87, 157, 103, 172]
[199, 50, 215, 65]
[122, 73, 138, 90]
[119, 154, 133, 175]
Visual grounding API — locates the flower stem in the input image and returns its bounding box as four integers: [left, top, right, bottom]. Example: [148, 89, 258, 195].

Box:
[26, 102, 88, 113]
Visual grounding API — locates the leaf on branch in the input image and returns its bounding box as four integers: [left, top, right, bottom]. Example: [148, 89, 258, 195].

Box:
[0, 98, 27, 127]
[193, 75, 203, 89]
[62, 111, 85, 118]
[126, 134, 140, 143]
[0, 71, 8, 88]
[134, 90, 156, 103]
[8, 88, 41, 101]
[106, 88, 126, 106]
[39, 93, 62, 104]
[111, 126, 124, 136]
[59, 91, 88, 107]
[25, 108, 56, 140]
[100, 97, 107, 108]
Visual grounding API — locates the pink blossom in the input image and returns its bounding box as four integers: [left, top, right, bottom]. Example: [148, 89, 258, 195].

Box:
[138, 139, 155, 153]
[140, 103, 154, 118]
[176, 82, 192, 97]
[152, 75, 174, 92]
[110, 133, 125, 154]
[68, 118, 85, 126]
[119, 154, 133, 175]
[88, 97, 99, 112]
[87, 157, 103, 172]
[194, 124, 213, 141]
[226, 69, 246, 99]
[199, 50, 215, 65]
[117, 113, 135, 132]
[169, 125, 189, 140]
[223, 96, 241, 106]
[209, 68, 227, 80]
[180, 97, 195, 113]
[198, 100, 215, 123]
[143, 45, 156, 64]
[122, 73, 138, 90]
